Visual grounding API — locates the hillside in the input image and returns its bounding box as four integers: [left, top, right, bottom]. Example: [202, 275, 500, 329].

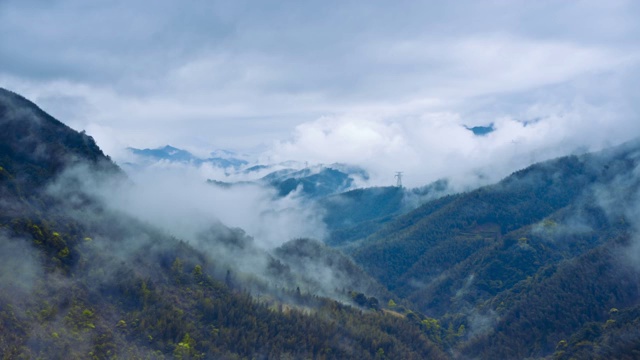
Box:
[0, 88, 120, 191]
[0, 88, 446, 359]
[320, 180, 449, 247]
[5, 86, 640, 359]
[349, 139, 640, 358]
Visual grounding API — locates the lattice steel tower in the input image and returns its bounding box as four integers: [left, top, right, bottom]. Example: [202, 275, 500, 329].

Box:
[395, 172, 403, 188]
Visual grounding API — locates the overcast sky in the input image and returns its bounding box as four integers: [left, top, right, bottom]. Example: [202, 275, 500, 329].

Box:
[2, 0, 640, 186]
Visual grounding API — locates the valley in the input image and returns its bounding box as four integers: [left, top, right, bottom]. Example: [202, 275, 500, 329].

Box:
[2, 87, 640, 359]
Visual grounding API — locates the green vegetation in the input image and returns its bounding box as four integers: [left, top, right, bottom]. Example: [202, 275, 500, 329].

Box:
[0, 216, 447, 358]
[320, 180, 449, 247]
[0, 88, 446, 359]
[345, 139, 640, 358]
[4, 87, 640, 358]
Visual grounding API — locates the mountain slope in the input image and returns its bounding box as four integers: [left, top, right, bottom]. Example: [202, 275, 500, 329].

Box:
[352, 154, 591, 290]
[0, 88, 447, 359]
[321, 180, 449, 247]
[461, 237, 639, 359]
[0, 88, 120, 190]
[273, 238, 392, 300]
[349, 139, 640, 358]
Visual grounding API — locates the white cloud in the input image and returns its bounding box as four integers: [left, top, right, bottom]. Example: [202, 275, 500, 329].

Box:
[1, 0, 640, 185]
[97, 162, 326, 249]
[269, 68, 640, 189]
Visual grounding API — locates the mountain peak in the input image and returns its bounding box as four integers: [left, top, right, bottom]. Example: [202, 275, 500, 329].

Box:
[464, 123, 495, 136]
[0, 88, 120, 188]
[162, 144, 180, 152]
[126, 144, 249, 169]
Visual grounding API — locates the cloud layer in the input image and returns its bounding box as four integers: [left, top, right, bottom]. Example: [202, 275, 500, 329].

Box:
[1, 0, 640, 187]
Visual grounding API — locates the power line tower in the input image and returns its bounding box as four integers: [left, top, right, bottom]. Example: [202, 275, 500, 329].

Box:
[395, 171, 403, 188]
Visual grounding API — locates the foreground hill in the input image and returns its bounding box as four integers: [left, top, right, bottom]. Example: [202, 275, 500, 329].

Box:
[350, 139, 640, 358]
[0, 88, 446, 359]
[0, 88, 120, 192]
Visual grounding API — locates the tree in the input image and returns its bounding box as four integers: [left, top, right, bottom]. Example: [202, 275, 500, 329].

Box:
[174, 333, 199, 359]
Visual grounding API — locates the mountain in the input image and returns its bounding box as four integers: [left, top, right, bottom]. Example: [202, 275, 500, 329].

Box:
[127, 145, 248, 169]
[273, 238, 392, 300]
[0, 88, 446, 359]
[260, 165, 364, 198]
[128, 145, 199, 162]
[129, 143, 372, 201]
[349, 139, 640, 358]
[464, 123, 495, 136]
[0, 88, 120, 191]
[6, 86, 640, 359]
[320, 180, 450, 247]
[208, 162, 371, 200]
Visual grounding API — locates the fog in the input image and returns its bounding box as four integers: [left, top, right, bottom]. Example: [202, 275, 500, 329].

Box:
[267, 78, 640, 189]
[0, 233, 42, 298]
[98, 161, 327, 250]
[4, 0, 640, 192]
[36, 155, 395, 309]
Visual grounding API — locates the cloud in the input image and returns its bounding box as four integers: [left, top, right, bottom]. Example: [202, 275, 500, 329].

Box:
[80, 161, 326, 249]
[1, 0, 639, 182]
[269, 63, 640, 189]
[43, 160, 385, 305]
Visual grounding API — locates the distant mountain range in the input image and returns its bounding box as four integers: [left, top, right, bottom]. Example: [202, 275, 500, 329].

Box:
[127, 144, 249, 169]
[257, 164, 369, 198]
[127, 144, 376, 199]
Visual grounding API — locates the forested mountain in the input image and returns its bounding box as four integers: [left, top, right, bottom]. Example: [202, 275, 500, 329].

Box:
[260, 166, 360, 198]
[0, 88, 447, 359]
[320, 180, 449, 247]
[128, 143, 372, 201]
[0, 89, 120, 191]
[349, 139, 640, 358]
[4, 86, 640, 359]
[208, 163, 370, 200]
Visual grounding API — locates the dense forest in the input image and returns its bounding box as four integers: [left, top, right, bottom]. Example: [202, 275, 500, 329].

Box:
[0, 88, 446, 359]
[3, 86, 640, 359]
[349, 137, 640, 358]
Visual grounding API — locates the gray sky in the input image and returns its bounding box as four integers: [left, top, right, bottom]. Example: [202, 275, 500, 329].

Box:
[2, 0, 640, 186]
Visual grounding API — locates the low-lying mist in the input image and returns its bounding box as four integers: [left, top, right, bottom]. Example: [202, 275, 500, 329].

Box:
[42, 158, 393, 307]
[99, 161, 327, 250]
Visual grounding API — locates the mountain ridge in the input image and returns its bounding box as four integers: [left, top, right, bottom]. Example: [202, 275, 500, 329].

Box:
[348, 137, 640, 358]
[0, 88, 447, 359]
[4, 87, 640, 358]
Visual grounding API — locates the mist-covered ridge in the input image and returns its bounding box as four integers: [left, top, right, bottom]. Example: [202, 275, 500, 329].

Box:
[348, 137, 640, 359]
[4, 87, 640, 358]
[0, 88, 448, 359]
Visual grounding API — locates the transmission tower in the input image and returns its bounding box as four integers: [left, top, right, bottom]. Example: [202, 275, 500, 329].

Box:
[395, 171, 403, 188]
